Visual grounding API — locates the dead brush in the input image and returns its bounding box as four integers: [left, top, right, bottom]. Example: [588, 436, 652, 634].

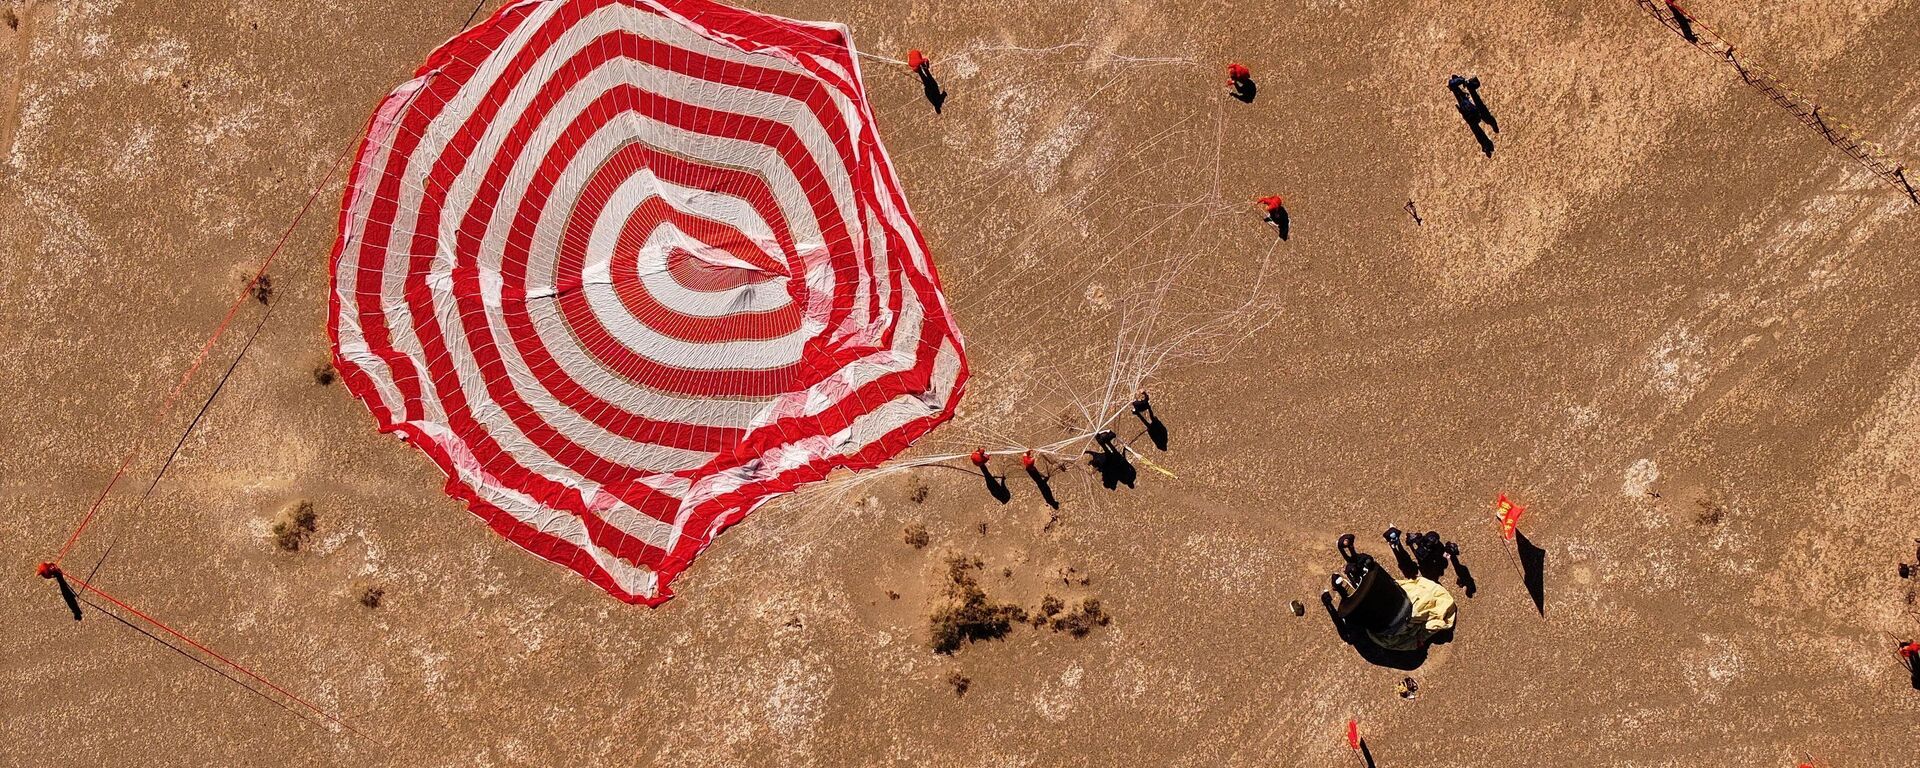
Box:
[270, 500, 318, 552]
[357, 583, 385, 608]
[927, 556, 1026, 655]
[1048, 597, 1111, 638]
[903, 523, 931, 549]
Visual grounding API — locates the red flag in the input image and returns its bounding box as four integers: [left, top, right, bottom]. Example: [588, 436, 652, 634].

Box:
[1495, 493, 1525, 540]
[1346, 719, 1360, 750]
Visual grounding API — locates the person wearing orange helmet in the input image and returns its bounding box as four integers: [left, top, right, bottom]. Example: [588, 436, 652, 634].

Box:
[1258, 195, 1289, 239]
[907, 48, 947, 113]
[1226, 63, 1256, 103]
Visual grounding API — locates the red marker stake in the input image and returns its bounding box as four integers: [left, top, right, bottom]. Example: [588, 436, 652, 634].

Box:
[1494, 493, 1525, 540]
[1494, 493, 1534, 593]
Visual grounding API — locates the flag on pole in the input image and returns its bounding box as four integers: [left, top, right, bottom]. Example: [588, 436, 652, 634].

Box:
[1495, 493, 1526, 540]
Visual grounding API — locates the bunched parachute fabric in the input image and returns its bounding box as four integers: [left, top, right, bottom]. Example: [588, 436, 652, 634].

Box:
[328, 0, 967, 604]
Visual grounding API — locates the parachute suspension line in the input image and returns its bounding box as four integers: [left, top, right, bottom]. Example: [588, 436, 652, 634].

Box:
[144, 300, 276, 499]
[67, 575, 373, 742]
[953, 40, 1197, 70]
[35, 26, 461, 751]
[50, 60, 445, 567]
[461, 0, 493, 31]
[857, 50, 908, 67]
[75, 591, 321, 728]
[777, 44, 1279, 520]
[50, 142, 358, 567]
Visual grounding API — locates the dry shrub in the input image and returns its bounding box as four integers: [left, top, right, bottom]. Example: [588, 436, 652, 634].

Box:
[270, 500, 317, 552]
[944, 671, 971, 697]
[357, 584, 385, 608]
[251, 274, 273, 305]
[313, 362, 337, 386]
[1049, 598, 1111, 638]
[928, 556, 1026, 654]
[1693, 498, 1726, 526]
[3, 8, 17, 30]
[909, 482, 930, 504]
[1030, 594, 1065, 627]
[903, 523, 931, 549]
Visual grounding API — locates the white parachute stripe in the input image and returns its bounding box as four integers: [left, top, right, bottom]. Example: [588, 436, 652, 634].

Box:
[454, 7, 866, 276]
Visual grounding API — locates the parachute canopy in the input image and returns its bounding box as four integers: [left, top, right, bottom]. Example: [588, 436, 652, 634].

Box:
[329, 0, 967, 604]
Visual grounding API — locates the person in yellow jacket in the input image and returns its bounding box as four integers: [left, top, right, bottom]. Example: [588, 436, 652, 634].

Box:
[1365, 576, 1456, 652]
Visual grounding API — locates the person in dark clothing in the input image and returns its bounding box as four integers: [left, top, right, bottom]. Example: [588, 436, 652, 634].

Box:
[1226, 63, 1257, 103]
[908, 49, 947, 113]
[1447, 74, 1498, 156]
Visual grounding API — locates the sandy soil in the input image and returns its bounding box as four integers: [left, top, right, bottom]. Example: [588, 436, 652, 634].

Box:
[4, 0, 1919, 766]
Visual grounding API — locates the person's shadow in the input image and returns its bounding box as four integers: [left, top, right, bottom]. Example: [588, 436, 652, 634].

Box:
[1388, 539, 1420, 577]
[1025, 463, 1060, 509]
[1465, 79, 1498, 133]
[917, 68, 947, 114]
[1516, 530, 1546, 615]
[1360, 739, 1381, 768]
[1449, 77, 1497, 157]
[1231, 79, 1258, 104]
[1086, 447, 1137, 490]
[1445, 546, 1478, 598]
[1134, 408, 1169, 451]
[1416, 550, 1449, 581]
[977, 464, 1011, 504]
[1670, 5, 1700, 42]
[1460, 106, 1495, 157]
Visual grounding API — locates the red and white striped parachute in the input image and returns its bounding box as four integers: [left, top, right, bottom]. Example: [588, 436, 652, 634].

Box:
[328, 0, 967, 604]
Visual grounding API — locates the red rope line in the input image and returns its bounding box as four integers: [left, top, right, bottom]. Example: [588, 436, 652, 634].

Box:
[69, 576, 368, 739]
[52, 143, 357, 566]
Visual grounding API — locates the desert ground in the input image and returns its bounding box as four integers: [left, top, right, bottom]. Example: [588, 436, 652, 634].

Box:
[4, 0, 1920, 766]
